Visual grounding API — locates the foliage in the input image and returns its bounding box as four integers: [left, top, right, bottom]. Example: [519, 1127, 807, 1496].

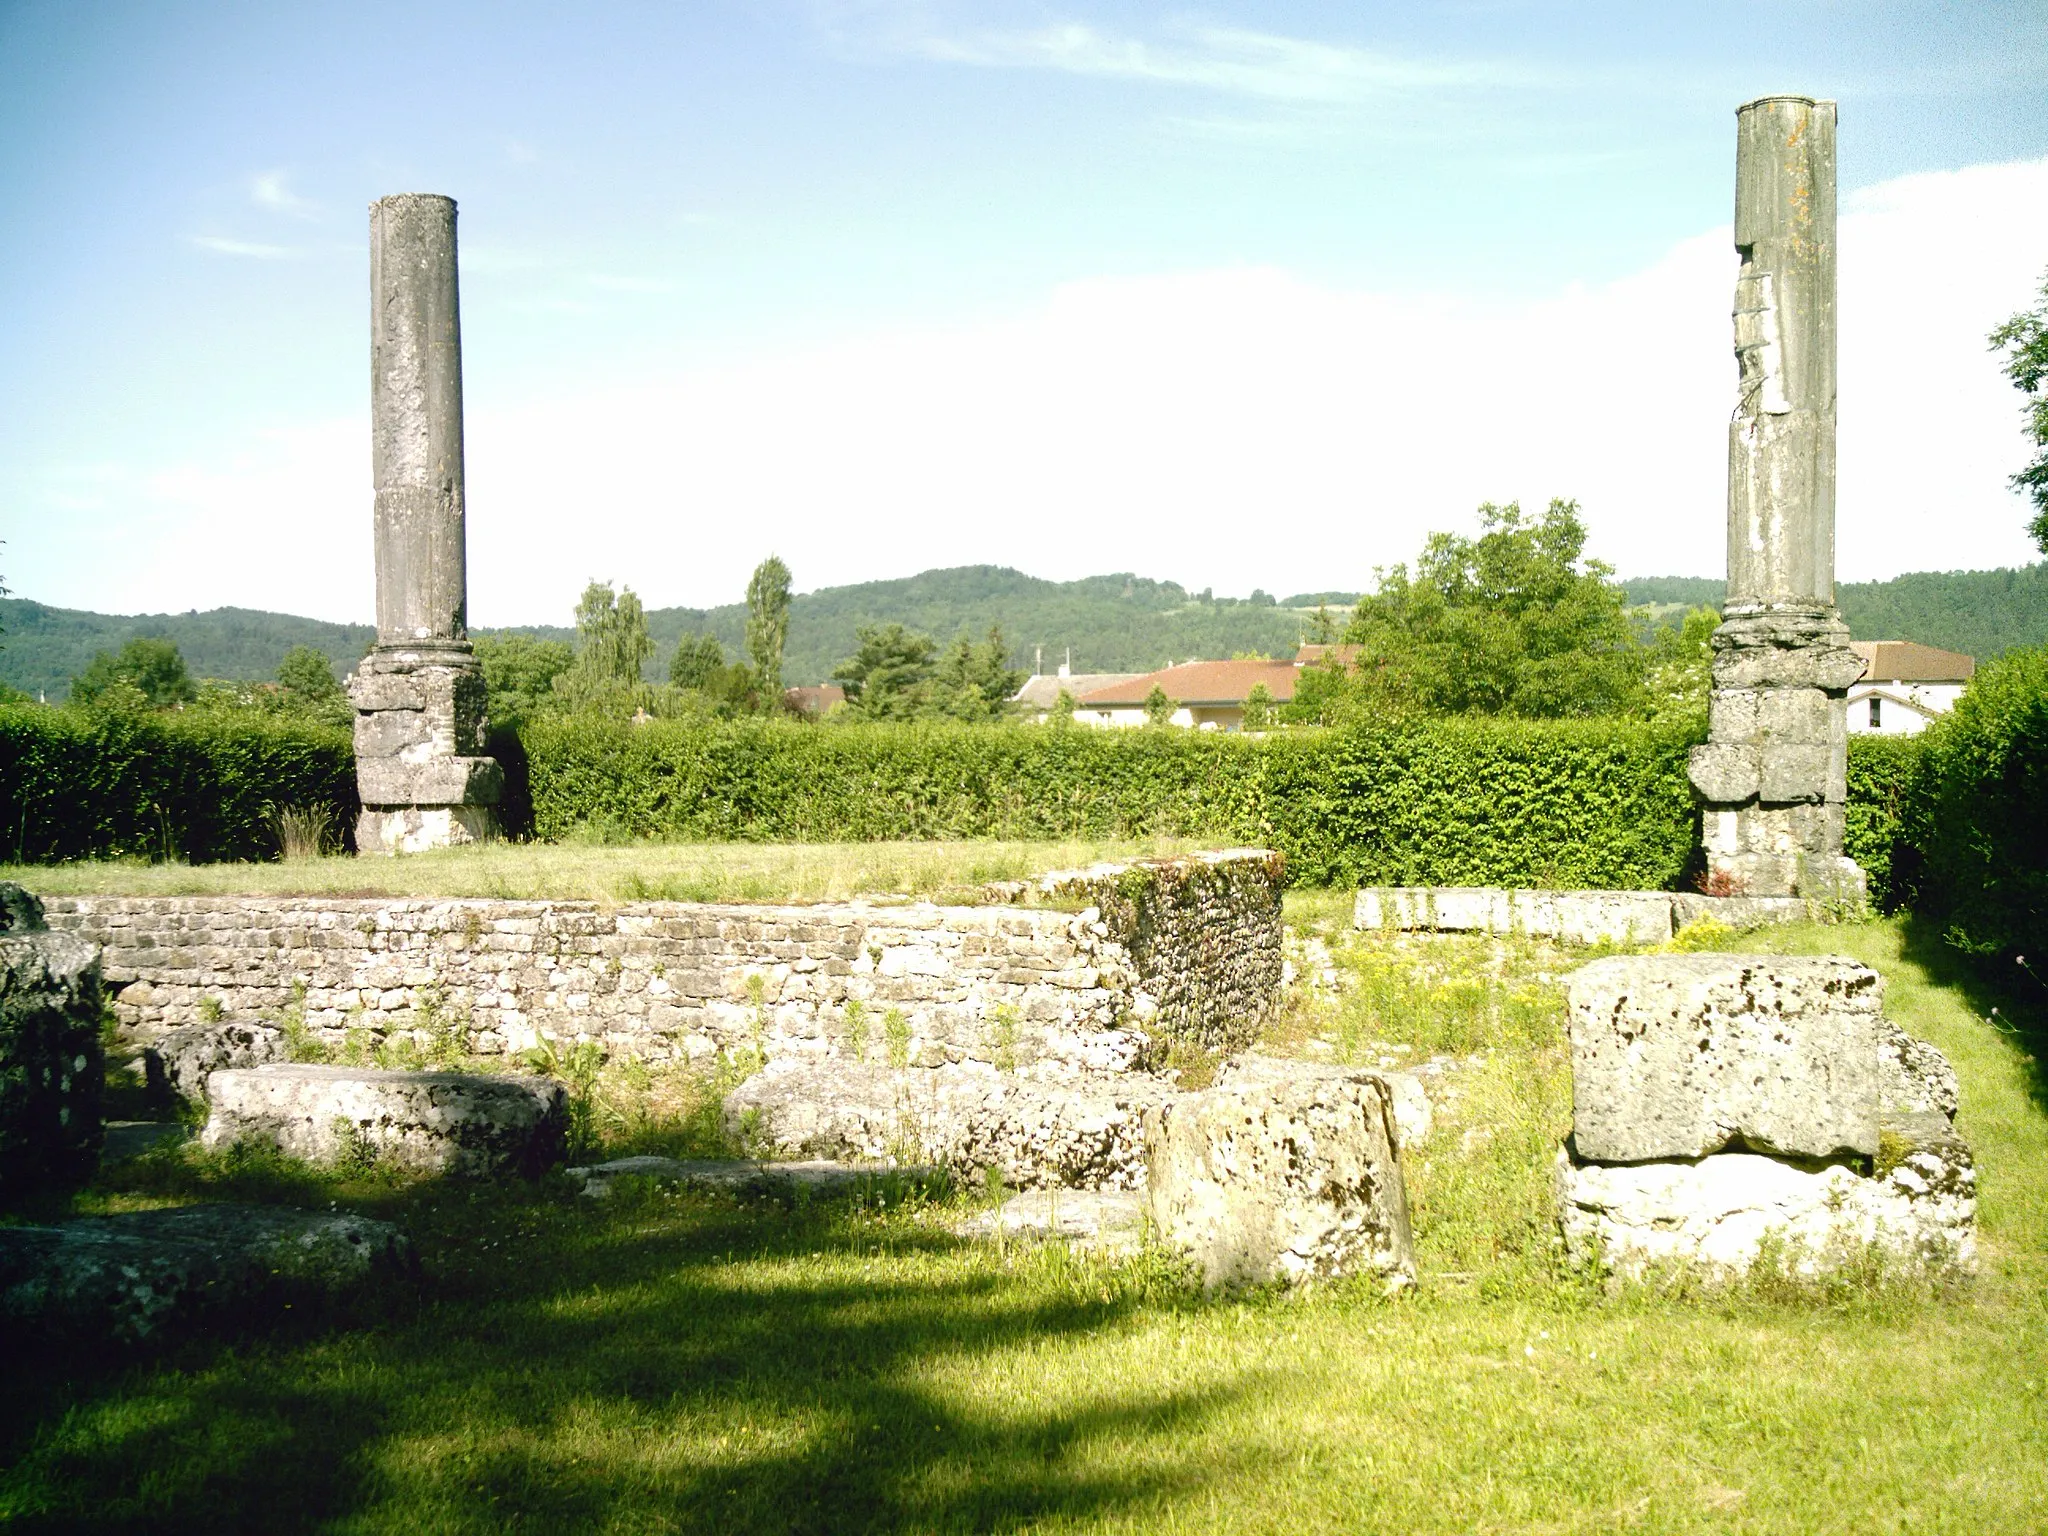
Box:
[0, 704, 355, 863]
[667, 631, 726, 692]
[552, 582, 656, 716]
[1637, 604, 1718, 727]
[929, 626, 1023, 722]
[1898, 643, 2048, 956]
[473, 633, 574, 730]
[1844, 734, 1922, 910]
[833, 623, 939, 719]
[1342, 499, 1644, 718]
[1989, 265, 2048, 552]
[70, 636, 197, 710]
[522, 716, 1702, 890]
[1241, 682, 1276, 731]
[744, 556, 793, 696]
[273, 645, 350, 727]
[1142, 684, 1174, 726]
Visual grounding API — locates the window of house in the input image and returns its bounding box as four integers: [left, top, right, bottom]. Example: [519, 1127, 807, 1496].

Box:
[1868, 696, 1881, 728]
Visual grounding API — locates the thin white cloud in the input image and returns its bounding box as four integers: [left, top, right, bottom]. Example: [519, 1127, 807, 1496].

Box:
[187, 235, 296, 259]
[912, 21, 1526, 103]
[250, 170, 319, 218]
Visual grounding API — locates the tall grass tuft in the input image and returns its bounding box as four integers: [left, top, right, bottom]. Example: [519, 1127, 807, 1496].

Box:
[271, 802, 338, 860]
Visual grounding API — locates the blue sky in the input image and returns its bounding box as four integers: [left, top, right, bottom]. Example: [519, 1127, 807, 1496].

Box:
[4, 1, 2046, 625]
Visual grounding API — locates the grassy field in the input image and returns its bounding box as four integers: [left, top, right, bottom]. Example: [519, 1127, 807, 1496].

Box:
[0, 837, 1222, 906]
[4, 916, 2046, 1533]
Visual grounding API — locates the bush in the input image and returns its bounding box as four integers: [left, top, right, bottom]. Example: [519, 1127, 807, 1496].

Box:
[0, 706, 356, 864]
[524, 716, 1703, 890]
[1844, 734, 1922, 910]
[1899, 646, 2048, 956]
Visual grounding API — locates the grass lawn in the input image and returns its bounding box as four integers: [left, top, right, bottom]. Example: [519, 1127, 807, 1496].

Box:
[3, 915, 2046, 1533]
[0, 837, 1223, 906]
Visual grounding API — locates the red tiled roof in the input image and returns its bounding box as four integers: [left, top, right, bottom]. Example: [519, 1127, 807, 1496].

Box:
[1848, 641, 1974, 684]
[1077, 659, 1300, 707]
[1295, 643, 1362, 669]
[783, 684, 846, 715]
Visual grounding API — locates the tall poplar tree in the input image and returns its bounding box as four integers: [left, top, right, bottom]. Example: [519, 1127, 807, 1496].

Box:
[746, 556, 793, 698]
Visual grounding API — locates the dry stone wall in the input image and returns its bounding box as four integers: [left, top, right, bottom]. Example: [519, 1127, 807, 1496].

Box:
[43, 853, 1283, 1084]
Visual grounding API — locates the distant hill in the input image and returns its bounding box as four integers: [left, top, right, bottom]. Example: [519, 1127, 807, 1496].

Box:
[9, 561, 2043, 701]
[1621, 566, 2048, 661]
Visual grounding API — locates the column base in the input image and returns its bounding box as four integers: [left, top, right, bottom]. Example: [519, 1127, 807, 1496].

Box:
[356, 805, 499, 856]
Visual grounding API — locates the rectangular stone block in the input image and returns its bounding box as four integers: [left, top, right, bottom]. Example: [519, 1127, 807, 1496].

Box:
[1757, 687, 1831, 744]
[347, 672, 425, 712]
[1566, 954, 1881, 1163]
[1707, 689, 1763, 740]
[357, 756, 503, 807]
[1688, 743, 1760, 804]
[1758, 744, 1830, 804]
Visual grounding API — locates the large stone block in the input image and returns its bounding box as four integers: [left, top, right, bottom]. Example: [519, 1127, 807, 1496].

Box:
[144, 1021, 286, 1111]
[1758, 744, 1830, 804]
[1557, 1111, 1974, 1280]
[724, 1059, 1173, 1190]
[203, 1064, 567, 1176]
[0, 1203, 412, 1343]
[357, 755, 503, 808]
[1353, 887, 1674, 946]
[1567, 954, 1882, 1163]
[0, 885, 104, 1199]
[1143, 1071, 1414, 1291]
[1689, 743, 1760, 804]
[1213, 1052, 1433, 1150]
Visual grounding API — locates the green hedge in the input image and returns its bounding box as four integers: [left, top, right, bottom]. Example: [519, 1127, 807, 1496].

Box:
[1897, 646, 2048, 957]
[1844, 734, 1922, 910]
[524, 716, 1704, 890]
[0, 706, 356, 864]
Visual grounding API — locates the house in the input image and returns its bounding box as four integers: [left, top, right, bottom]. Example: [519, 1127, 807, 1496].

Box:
[1012, 663, 1146, 719]
[1074, 658, 1301, 731]
[1293, 643, 1362, 670]
[1846, 641, 1974, 737]
[783, 684, 845, 717]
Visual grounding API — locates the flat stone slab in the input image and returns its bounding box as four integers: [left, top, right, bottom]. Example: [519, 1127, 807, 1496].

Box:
[1144, 1072, 1414, 1292]
[0, 1202, 412, 1343]
[203, 1064, 567, 1176]
[1213, 1053, 1433, 1149]
[1557, 1111, 1975, 1280]
[953, 1190, 1147, 1254]
[1354, 887, 1815, 944]
[1567, 954, 1882, 1163]
[568, 1156, 937, 1199]
[144, 1021, 285, 1110]
[726, 1060, 1177, 1191]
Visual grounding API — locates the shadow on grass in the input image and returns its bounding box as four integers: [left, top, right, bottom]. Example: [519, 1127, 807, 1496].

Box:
[1896, 911, 2048, 1115]
[0, 1175, 1258, 1535]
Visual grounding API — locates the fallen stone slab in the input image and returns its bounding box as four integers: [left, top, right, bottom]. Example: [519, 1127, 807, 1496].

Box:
[144, 1021, 286, 1111]
[1, 883, 105, 1199]
[1557, 1110, 1975, 1281]
[953, 1190, 1148, 1255]
[203, 1064, 567, 1176]
[1566, 954, 1882, 1163]
[1880, 1018, 1960, 1120]
[567, 1155, 937, 1199]
[1144, 1071, 1414, 1292]
[102, 1120, 191, 1164]
[725, 1060, 1177, 1190]
[0, 1202, 413, 1344]
[1213, 1053, 1433, 1149]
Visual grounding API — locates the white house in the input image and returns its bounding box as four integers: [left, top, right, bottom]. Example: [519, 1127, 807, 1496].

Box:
[1074, 658, 1303, 731]
[1846, 640, 1975, 737]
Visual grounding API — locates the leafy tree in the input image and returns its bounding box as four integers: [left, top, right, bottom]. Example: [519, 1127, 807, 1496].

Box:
[271, 644, 350, 726]
[1144, 684, 1176, 726]
[668, 632, 727, 692]
[931, 625, 1023, 722]
[1280, 658, 1359, 726]
[475, 633, 575, 727]
[1242, 682, 1276, 731]
[555, 581, 654, 713]
[1051, 687, 1077, 723]
[1341, 499, 1644, 718]
[1307, 603, 1338, 644]
[833, 623, 937, 719]
[71, 636, 196, 709]
[1639, 606, 1719, 727]
[1990, 267, 2048, 552]
[746, 556, 793, 695]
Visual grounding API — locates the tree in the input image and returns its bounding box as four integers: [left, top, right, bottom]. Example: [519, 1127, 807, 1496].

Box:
[1990, 267, 2048, 552]
[832, 623, 937, 719]
[668, 632, 727, 692]
[1341, 499, 1644, 718]
[474, 633, 575, 727]
[1307, 603, 1338, 644]
[273, 644, 350, 726]
[931, 625, 1023, 722]
[1639, 606, 1719, 727]
[1143, 684, 1175, 726]
[554, 581, 654, 713]
[71, 636, 196, 709]
[745, 556, 793, 696]
[1241, 682, 1276, 731]
[1051, 687, 1077, 723]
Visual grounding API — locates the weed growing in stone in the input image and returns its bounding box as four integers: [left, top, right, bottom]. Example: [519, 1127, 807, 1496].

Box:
[843, 998, 869, 1062]
[884, 1006, 911, 1069]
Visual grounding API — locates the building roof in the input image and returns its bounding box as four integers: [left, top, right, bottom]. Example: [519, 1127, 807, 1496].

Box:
[1013, 673, 1146, 709]
[1078, 658, 1301, 708]
[1295, 643, 1362, 669]
[1849, 641, 1975, 684]
[783, 684, 845, 715]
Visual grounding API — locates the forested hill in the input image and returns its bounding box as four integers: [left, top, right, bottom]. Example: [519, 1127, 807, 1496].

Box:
[1621, 565, 2048, 662]
[7, 561, 2045, 700]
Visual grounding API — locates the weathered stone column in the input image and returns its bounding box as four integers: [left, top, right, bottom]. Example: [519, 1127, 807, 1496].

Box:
[1689, 98, 1866, 900]
[347, 194, 500, 854]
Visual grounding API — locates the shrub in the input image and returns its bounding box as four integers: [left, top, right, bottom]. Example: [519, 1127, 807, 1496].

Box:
[1844, 734, 1922, 910]
[1899, 645, 2048, 956]
[0, 706, 356, 864]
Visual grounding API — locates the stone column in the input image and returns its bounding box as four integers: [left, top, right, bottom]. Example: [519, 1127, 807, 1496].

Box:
[1689, 98, 1866, 900]
[347, 194, 500, 855]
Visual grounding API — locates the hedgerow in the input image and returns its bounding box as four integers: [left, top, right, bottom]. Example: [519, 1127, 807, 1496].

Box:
[0, 706, 355, 864]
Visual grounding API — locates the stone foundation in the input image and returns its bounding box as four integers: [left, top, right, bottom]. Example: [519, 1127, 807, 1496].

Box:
[1353, 886, 1816, 945]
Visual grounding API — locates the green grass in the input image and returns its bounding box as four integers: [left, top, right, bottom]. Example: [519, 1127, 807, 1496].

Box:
[4, 918, 2048, 1532]
[0, 837, 1222, 906]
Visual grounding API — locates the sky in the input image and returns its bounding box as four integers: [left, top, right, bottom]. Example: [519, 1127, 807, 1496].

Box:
[2, 0, 2046, 627]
